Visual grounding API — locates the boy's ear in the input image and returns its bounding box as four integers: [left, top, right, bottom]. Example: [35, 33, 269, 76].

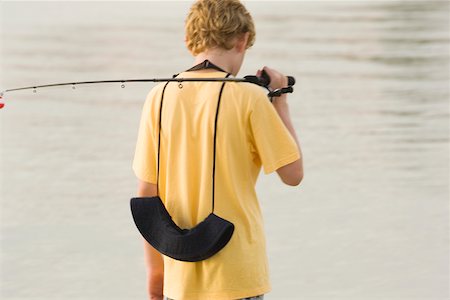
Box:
[235, 32, 250, 53]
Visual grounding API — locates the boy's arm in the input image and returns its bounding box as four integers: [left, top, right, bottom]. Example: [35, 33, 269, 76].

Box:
[272, 94, 304, 186]
[260, 66, 304, 186]
[137, 180, 164, 300]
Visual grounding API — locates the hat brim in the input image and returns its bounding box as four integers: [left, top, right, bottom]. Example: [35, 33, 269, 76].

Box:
[130, 196, 234, 262]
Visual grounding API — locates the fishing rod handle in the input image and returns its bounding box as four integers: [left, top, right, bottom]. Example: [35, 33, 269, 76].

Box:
[260, 70, 295, 87]
[287, 76, 296, 86]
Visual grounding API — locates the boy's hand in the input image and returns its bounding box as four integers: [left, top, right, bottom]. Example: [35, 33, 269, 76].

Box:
[256, 66, 288, 90]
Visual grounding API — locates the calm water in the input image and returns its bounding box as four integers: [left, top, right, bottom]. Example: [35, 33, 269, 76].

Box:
[0, 1, 448, 299]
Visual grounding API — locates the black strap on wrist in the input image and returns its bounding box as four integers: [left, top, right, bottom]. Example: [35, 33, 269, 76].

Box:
[268, 86, 294, 102]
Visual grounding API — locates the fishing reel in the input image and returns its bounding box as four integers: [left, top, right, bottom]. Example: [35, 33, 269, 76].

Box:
[244, 70, 295, 101]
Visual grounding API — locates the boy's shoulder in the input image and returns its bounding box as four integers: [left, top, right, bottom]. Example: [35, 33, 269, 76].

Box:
[226, 81, 268, 103]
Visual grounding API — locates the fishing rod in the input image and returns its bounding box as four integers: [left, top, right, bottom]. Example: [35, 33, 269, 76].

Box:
[0, 73, 295, 109]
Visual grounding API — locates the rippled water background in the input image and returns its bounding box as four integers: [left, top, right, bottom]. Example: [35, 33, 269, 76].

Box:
[0, 1, 448, 299]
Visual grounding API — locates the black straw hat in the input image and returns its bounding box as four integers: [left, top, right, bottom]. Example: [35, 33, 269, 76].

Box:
[130, 196, 234, 261]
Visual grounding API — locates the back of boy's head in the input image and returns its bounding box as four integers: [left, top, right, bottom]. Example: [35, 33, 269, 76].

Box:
[185, 0, 256, 56]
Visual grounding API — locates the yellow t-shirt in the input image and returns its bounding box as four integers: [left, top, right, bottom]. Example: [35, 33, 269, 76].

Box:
[133, 70, 300, 300]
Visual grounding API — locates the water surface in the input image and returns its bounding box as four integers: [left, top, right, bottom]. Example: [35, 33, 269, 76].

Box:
[1, 1, 448, 299]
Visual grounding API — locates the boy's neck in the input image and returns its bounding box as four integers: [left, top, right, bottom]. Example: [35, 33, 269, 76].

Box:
[193, 49, 244, 77]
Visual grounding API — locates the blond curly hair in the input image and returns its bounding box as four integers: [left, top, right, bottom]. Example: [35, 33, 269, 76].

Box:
[185, 0, 256, 56]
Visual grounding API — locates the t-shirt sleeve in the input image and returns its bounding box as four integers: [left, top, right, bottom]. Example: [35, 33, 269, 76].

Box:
[132, 87, 160, 184]
[249, 93, 301, 175]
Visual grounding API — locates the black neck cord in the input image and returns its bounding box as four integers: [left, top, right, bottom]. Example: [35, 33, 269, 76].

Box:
[156, 61, 231, 214]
